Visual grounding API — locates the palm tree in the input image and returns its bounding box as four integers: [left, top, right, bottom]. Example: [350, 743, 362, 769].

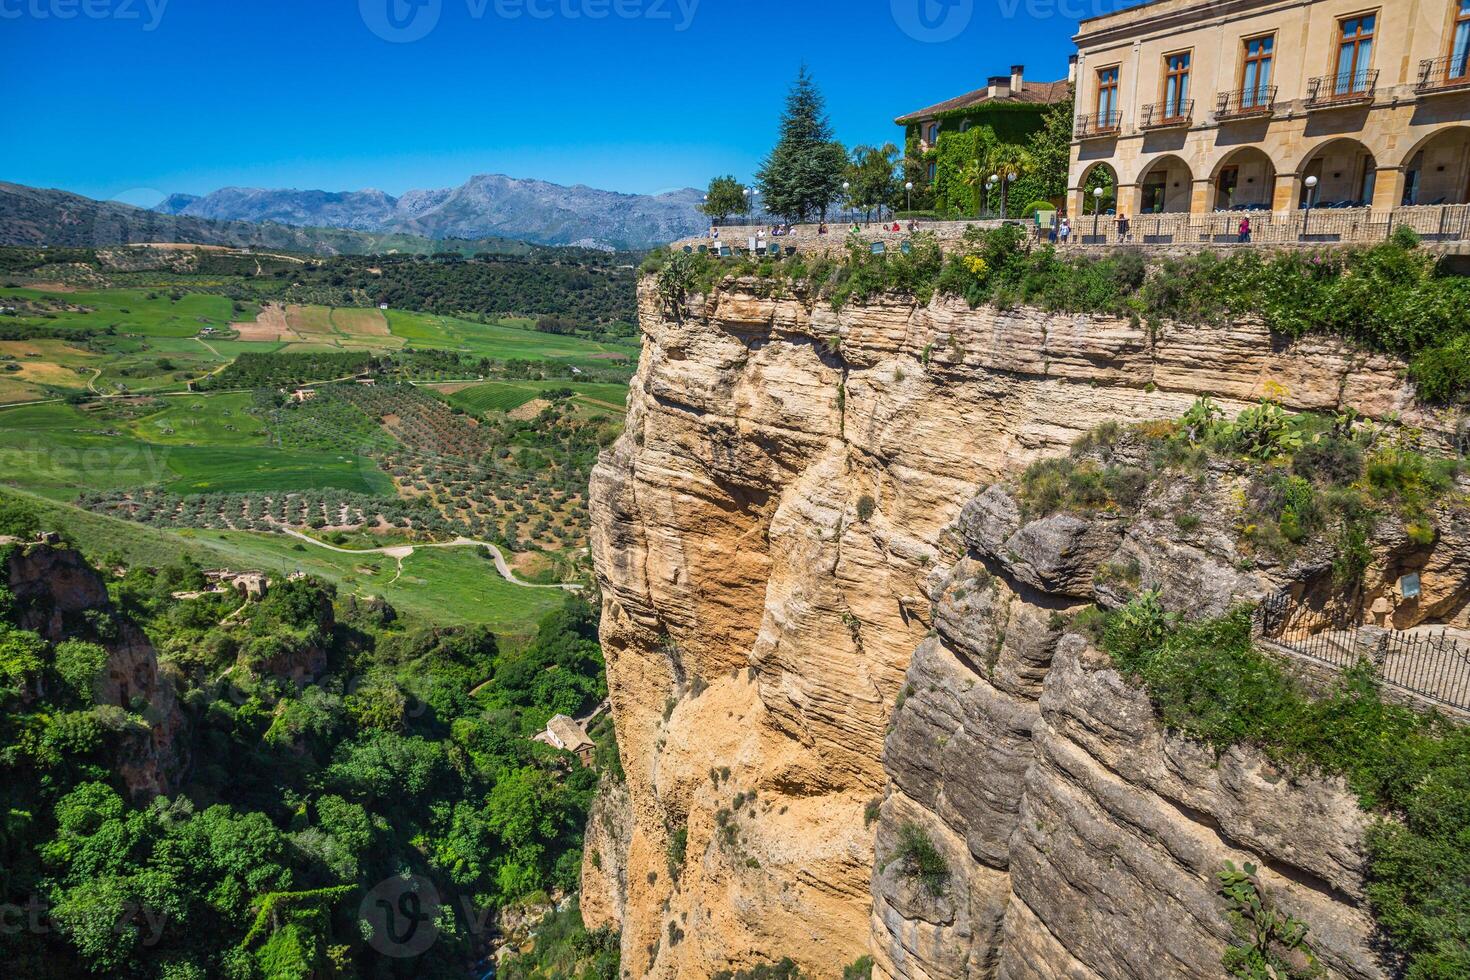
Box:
[984, 145, 1035, 218]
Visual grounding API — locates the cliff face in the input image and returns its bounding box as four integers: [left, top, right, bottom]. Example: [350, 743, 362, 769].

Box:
[5, 544, 186, 798]
[587, 280, 1454, 978]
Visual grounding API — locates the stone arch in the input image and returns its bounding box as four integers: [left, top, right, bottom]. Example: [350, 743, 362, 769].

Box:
[1135, 154, 1194, 213]
[1296, 137, 1379, 207]
[1077, 161, 1119, 215]
[1208, 146, 1278, 211]
[1395, 125, 1470, 205]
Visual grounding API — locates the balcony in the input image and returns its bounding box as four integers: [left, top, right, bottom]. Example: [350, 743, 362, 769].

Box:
[1215, 85, 1277, 120]
[1075, 110, 1122, 139]
[1416, 56, 1470, 95]
[1139, 100, 1193, 130]
[1305, 69, 1378, 108]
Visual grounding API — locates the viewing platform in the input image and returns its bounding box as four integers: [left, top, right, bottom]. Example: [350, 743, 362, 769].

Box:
[673, 204, 1470, 258]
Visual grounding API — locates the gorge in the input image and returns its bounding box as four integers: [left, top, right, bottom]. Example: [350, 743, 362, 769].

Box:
[579, 272, 1469, 978]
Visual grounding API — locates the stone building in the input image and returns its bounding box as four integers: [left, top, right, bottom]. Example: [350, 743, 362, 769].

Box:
[1068, 0, 1470, 218]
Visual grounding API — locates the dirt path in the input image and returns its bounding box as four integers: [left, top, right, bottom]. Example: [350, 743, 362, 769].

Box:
[275, 526, 579, 591]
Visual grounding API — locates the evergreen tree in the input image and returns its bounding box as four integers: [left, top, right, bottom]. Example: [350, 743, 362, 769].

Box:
[700, 175, 747, 224]
[757, 66, 848, 223]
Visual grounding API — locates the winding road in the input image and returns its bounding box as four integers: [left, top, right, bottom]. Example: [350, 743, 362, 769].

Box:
[275, 526, 581, 591]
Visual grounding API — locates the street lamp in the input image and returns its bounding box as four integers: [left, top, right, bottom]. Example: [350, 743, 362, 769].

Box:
[985, 175, 997, 217]
[1093, 185, 1106, 238]
[1001, 171, 1017, 220]
[842, 180, 850, 223]
[1302, 175, 1320, 239]
[905, 180, 914, 216]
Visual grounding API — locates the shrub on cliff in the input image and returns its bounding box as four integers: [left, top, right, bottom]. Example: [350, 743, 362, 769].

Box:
[1098, 595, 1470, 977]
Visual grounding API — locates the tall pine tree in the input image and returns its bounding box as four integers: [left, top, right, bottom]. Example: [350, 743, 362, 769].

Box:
[757, 66, 847, 223]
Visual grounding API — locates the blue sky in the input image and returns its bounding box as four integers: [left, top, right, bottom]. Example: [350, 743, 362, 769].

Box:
[0, 0, 1108, 203]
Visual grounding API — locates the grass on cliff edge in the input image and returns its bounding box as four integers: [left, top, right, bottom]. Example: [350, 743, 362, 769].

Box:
[1093, 594, 1470, 979]
[645, 225, 1470, 402]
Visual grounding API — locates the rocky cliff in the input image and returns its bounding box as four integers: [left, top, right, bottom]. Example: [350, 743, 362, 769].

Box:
[5, 544, 187, 798]
[585, 279, 1462, 978]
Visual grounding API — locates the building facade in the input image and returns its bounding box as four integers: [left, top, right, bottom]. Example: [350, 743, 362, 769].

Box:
[1067, 0, 1470, 220]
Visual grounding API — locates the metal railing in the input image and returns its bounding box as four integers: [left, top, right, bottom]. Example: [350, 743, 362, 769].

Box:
[1075, 110, 1122, 139]
[1416, 55, 1470, 94]
[1215, 85, 1278, 119]
[1057, 205, 1470, 247]
[1256, 593, 1470, 714]
[1139, 100, 1193, 129]
[1305, 69, 1379, 107]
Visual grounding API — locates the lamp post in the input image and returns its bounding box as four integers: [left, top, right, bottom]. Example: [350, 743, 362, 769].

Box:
[753, 188, 762, 227]
[905, 181, 914, 217]
[985, 175, 997, 217]
[1000, 171, 1017, 220]
[1302, 175, 1319, 239]
[842, 180, 850, 224]
[1093, 185, 1105, 238]
[743, 187, 752, 227]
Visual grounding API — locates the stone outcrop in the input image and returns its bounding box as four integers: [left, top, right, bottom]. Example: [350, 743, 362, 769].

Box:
[587, 280, 1463, 978]
[5, 544, 187, 798]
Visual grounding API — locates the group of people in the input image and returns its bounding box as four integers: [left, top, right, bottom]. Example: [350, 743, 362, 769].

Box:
[1030, 210, 1252, 243]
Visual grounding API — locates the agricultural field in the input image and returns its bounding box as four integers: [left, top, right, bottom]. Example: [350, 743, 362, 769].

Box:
[0, 275, 635, 632]
[443, 379, 630, 416]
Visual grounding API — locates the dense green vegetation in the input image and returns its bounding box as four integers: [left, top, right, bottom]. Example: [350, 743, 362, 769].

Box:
[1012, 400, 1462, 587]
[0, 513, 615, 977]
[495, 898, 619, 979]
[647, 225, 1470, 401]
[1093, 595, 1469, 979]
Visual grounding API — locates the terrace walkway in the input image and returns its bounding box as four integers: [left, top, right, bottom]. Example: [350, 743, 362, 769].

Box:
[675, 204, 1470, 258]
[1256, 595, 1470, 720]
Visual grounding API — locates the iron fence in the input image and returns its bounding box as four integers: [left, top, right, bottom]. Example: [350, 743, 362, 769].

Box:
[1140, 100, 1193, 129]
[1215, 85, 1278, 119]
[1256, 593, 1470, 714]
[1415, 55, 1470, 94]
[1075, 110, 1122, 139]
[1305, 69, 1379, 108]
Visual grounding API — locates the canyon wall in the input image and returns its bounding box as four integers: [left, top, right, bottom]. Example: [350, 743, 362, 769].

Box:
[585, 279, 1459, 978]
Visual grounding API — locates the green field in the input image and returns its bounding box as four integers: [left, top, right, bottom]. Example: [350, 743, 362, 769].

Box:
[0, 486, 562, 633]
[385, 309, 636, 365]
[0, 287, 259, 337]
[445, 380, 629, 415]
[0, 399, 391, 498]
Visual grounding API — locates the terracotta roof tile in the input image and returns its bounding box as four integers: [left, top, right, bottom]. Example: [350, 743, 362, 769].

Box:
[895, 79, 1072, 125]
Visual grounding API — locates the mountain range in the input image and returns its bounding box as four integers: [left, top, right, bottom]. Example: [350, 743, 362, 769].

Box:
[0, 181, 533, 257]
[153, 174, 707, 251]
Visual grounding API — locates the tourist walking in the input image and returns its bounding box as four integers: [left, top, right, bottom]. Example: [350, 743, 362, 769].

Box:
[1238, 216, 1252, 243]
[1116, 212, 1130, 241]
[1059, 216, 1071, 245]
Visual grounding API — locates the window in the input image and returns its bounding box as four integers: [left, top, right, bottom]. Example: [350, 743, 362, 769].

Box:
[1163, 52, 1191, 118]
[1453, 0, 1470, 78]
[924, 123, 938, 143]
[1241, 34, 1274, 106]
[1096, 66, 1120, 122]
[1335, 13, 1375, 93]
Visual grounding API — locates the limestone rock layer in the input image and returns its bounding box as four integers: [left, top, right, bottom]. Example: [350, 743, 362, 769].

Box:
[587, 282, 1441, 978]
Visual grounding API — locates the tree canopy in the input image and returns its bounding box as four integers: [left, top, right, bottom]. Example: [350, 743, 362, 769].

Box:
[756, 66, 848, 223]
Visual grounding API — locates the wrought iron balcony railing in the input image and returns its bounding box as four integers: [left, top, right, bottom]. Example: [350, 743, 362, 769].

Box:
[1074, 110, 1122, 139]
[1215, 85, 1277, 119]
[1305, 69, 1378, 108]
[1139, 100, 1193, 129]
[1415, 55, 1470, 94]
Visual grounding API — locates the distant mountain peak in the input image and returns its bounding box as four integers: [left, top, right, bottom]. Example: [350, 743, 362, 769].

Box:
[151, 174, 704, 250]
